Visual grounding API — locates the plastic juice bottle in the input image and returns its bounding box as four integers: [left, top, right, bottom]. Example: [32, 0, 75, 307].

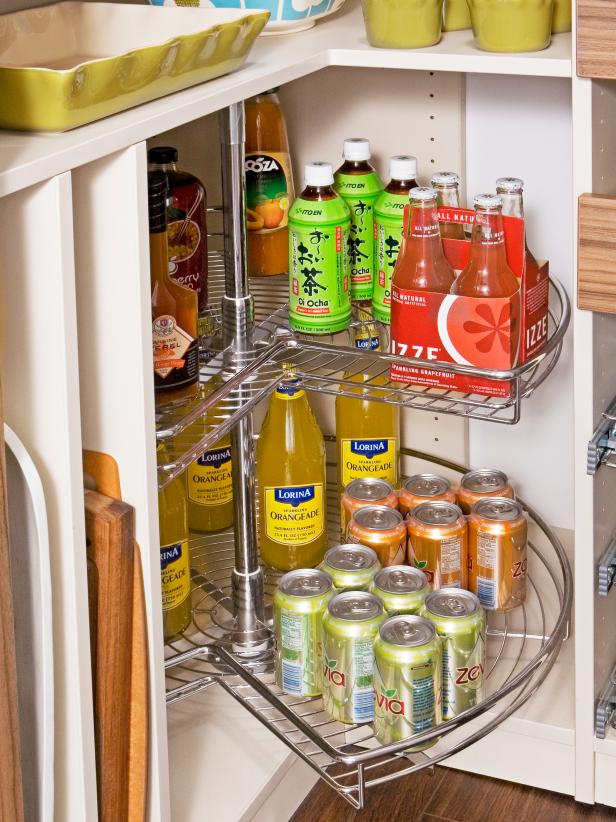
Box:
[289, 162, 352, 335]
[373, 155, 418, 324]
[147, 146, 208, 337]
[334, 138, 384, 302]
[391, 187, 455, 294]
[158, 445, 192, 641]
[186, 381, 233, 533]
[451, 194, 520, 299]
[149, 170, 199, 406]
[245, 89, 294, 277]
[431, 171, 466, 241]
[257, 379, 327, 571]
[336, 325, 400, 494]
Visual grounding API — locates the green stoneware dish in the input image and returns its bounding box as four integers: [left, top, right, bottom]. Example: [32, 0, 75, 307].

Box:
[468, 0, 553, 51]
[0, 2, 269, 132]
[361, 0, 444, 48]
[443, 0, 472, 32]
[551, 0, 571, 32]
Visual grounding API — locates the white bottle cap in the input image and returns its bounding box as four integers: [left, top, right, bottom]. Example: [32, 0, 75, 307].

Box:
[390, 155, 417, 180]
[410, 186, 437, 202]
[474, 193, 503, 209]
[343, 138, 371, 162]
[496, 177, 524, 193]
[305, 162, 334, 187]
[431, 171, 460, 187]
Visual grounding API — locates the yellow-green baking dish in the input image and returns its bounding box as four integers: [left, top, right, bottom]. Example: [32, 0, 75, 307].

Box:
[0, 2, 269, 132]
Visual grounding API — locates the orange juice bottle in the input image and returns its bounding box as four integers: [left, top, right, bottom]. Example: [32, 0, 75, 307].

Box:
[245, 89, 295, 277]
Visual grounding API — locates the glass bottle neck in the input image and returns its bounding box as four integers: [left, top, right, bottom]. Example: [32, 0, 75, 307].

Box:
[149, 161, 177, 173]
[434, 186, 460, 208]
[468, 209, 509, 268]
[498, 191, 524, 219]
[407, 201, 442, 240]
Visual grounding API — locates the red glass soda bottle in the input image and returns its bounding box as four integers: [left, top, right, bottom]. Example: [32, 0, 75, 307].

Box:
[452, 194, 520, 298]
[431, 171, 466, 240]
[495, 177, 539, 273]
[391, 187, 455, 293]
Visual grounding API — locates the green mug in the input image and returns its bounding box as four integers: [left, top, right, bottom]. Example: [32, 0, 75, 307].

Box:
[468, 0, 554, 51]
[361, 0, 444, 48]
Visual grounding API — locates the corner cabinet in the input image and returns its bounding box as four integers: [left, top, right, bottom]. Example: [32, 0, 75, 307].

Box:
[0, 1, 608, 818]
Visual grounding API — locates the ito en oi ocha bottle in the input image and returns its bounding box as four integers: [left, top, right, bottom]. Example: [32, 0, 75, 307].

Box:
[288, 162, 352, 335]
[334, 138, 384, 303]
[373, 155, 418, 325]
[257, 378, 328, 570]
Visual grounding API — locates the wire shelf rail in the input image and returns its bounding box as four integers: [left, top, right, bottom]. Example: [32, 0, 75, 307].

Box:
[156, 255, 570, 489]
[164, 448, 572, 810]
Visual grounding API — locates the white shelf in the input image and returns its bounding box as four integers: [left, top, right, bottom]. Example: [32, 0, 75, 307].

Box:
[0, 0, 571, 199]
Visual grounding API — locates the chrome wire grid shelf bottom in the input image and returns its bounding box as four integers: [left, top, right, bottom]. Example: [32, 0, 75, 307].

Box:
[164, 449, 572, 810]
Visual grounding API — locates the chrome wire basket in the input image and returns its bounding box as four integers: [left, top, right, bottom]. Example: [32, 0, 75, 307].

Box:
[164, 448, 572, 810]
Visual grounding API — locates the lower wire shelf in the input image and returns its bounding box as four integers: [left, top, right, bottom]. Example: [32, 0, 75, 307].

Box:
[164, 449, 572, 810]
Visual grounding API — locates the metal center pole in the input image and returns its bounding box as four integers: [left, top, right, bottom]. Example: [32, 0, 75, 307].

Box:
[219, 102, 265, 640]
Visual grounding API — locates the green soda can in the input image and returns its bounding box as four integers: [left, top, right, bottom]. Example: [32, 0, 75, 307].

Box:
[373, 156, 418, 324]
[373, 615, 442, 749]
[322, 591, 384, 724]
[289, 162, 351, 335]
[334, 139, 384, 302]
[422, 588, 486, 721]
[320, 544, 381, 592]
[371, 565, 430, 616]
[274, 568, 333, 697]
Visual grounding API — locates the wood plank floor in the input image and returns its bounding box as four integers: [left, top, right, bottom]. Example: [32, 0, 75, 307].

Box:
[291, 767, 616, 822]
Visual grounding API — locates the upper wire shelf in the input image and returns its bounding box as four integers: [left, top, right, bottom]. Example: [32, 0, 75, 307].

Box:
[163, 448, 572, 810]
[156, 253, 570, 488]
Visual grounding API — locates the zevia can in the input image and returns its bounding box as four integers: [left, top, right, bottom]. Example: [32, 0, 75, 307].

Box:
[468, 497, 527, 612]
[320, 544, 381, 592]
[407, 501, 468, 589]
[457, 469, 514, 515]
[340, 478, 398, 540]
[322, 591, 384, 724]
[373, 615, 442, 749]
[422, 589, 486, 720]
[398, 474, 457, 518]
[274, 569, 333, 697]
[371, 565, 430, 616]
[288, 162, 351, 335]
[348, 505, 407, 567]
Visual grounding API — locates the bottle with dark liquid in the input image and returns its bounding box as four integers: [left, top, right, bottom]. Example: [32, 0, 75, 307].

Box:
[149, 170, 199, 405]
[373, 155, 418, 324]
[148, 147, 208, 337]
[431, 171, 466, 240]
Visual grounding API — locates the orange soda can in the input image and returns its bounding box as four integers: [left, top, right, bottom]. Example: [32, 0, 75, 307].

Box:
[347, 505, 407, 567]
[398, 474, 457, 518]
[340, 478, 398, 541]
[456, 469, 514, 515]
[468, 497, 527, 612]
[407, 501, 468, 589]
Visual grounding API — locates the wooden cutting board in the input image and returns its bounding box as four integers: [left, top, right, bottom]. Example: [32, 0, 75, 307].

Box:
[85, 490, 135, 822]
[0, 394, 24, 821]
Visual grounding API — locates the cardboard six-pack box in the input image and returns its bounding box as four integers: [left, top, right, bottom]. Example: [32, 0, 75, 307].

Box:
[389, 206, 549, 398]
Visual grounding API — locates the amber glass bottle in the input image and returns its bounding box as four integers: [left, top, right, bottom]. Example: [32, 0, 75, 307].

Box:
[245, 89, 294, 276]
[149, 170, 199, 406]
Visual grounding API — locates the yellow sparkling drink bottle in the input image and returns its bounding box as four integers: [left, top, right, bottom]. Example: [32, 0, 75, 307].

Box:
[158, 445, 192, 641]
[336, 323, 400, 494]
[257, 379, 327, 571]
[186, 382, 234, 533]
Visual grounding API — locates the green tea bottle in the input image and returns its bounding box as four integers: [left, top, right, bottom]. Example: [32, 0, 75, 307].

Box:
[372, 155, 418, 324]
[289, 162, 352, 335]
[334, 139, 384, 302]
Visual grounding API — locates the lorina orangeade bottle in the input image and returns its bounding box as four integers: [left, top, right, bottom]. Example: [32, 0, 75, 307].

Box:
[334, 138, 384, 302]
[257, 379, 328, 570]
[289, 162, 351, 335]
[373, 155, 418, 324]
